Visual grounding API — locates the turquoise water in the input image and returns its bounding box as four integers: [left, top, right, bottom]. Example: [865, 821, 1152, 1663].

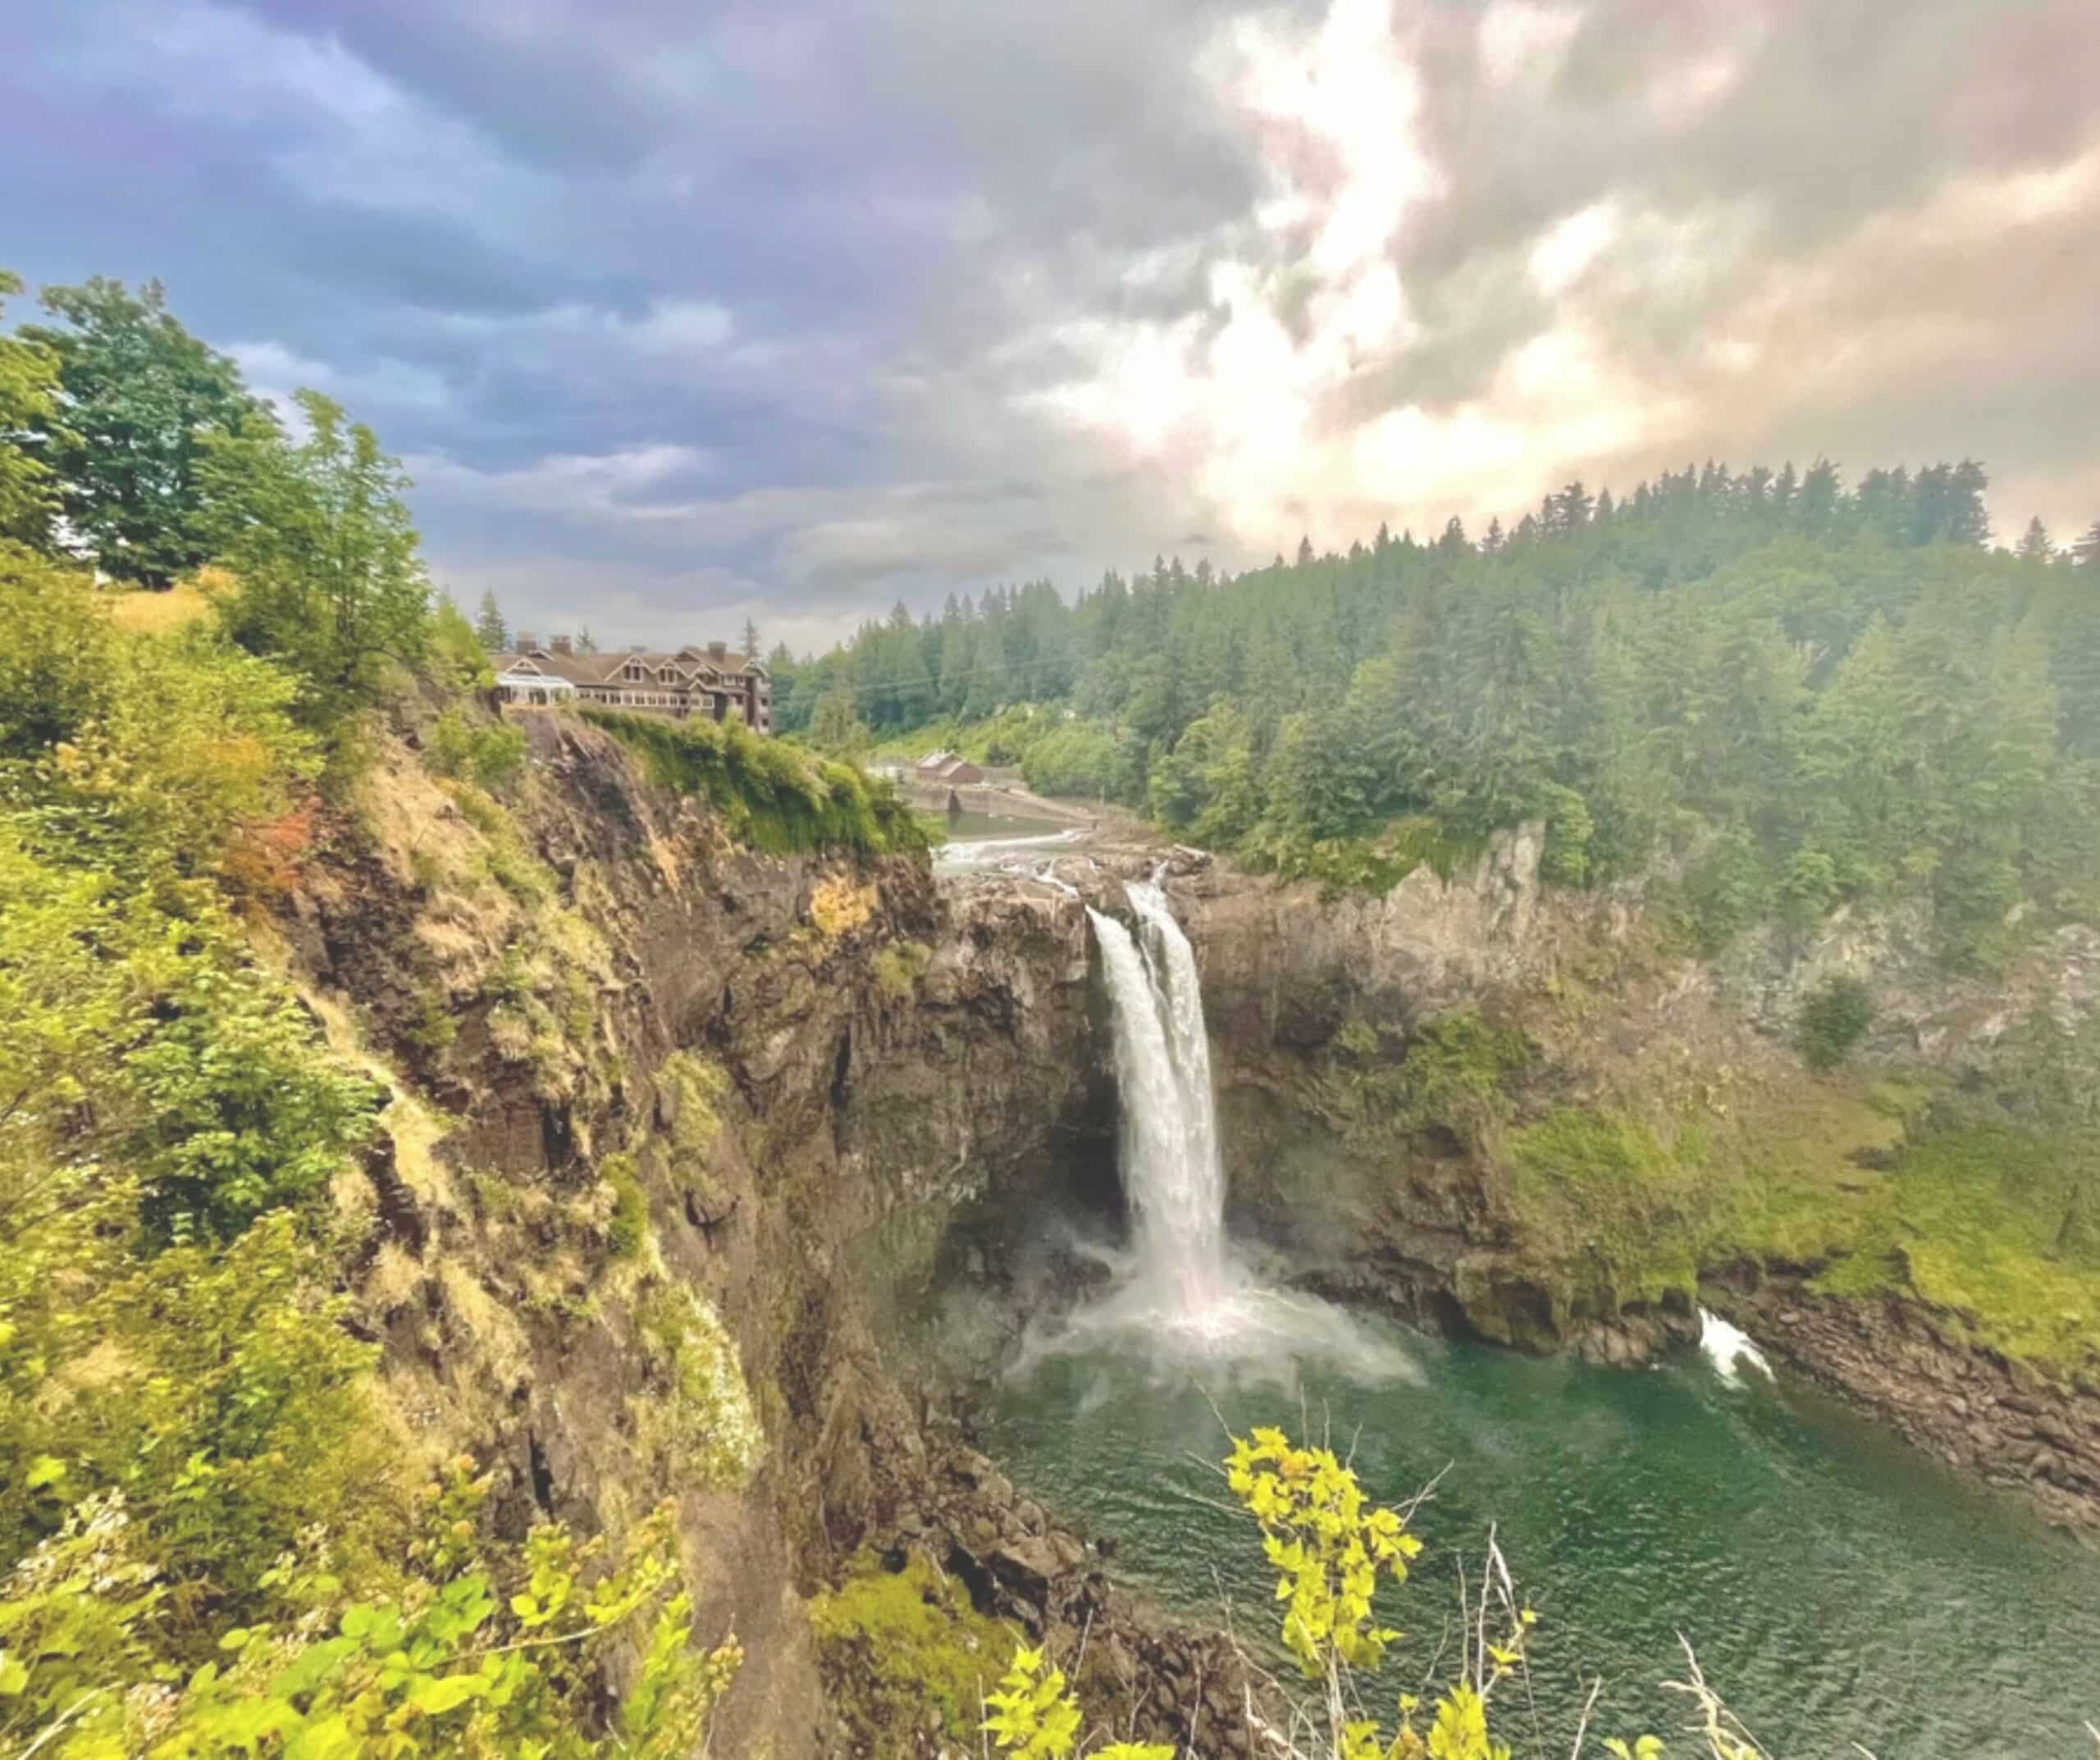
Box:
[980, 1320, 2100, 1757]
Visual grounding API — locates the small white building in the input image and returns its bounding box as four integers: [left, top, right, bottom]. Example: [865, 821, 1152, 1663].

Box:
[494, 659, 577, 707]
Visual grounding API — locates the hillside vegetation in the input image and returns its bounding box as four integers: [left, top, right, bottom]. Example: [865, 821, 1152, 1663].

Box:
[780, 468, 2100, 964]
[0, 271, 910, 1755]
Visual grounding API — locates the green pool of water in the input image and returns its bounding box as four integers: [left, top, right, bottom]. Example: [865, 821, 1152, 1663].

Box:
[979, 1320, 2100, 1757]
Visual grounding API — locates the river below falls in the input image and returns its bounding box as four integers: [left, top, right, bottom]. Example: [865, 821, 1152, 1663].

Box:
[979, 1315, 2100, 1757]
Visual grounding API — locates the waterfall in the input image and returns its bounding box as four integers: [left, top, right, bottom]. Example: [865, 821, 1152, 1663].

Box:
[1025, 874, 1413, 1382]
[1087, 882, 1229, 1316]
[1698, 1307, 1772, 1383]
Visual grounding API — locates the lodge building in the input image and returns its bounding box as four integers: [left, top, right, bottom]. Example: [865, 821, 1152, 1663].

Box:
[492, 633, 773, 734]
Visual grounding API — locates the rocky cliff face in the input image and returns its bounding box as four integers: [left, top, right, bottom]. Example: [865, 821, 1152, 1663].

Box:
[278, 717, 1157, 1758]
[283, 710, 2096, 1760]
[1163, 836, 2100, 1531]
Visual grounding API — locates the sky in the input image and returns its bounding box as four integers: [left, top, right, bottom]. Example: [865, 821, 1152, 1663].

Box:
[6, 0, 2097, 652]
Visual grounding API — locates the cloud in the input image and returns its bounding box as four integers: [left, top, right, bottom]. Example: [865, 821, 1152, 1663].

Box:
[7, 0, 2098, 640]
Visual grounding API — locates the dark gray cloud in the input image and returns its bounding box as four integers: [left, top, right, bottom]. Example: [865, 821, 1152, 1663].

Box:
[4, 0, 2097, 648]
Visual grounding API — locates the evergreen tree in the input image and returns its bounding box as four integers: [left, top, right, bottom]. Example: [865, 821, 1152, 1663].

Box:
[742, 614, 760, 659]
[808, 686, 869, 756]
[2074, 521, 2100, 568]
[576, 626, 598, 653]
[472, 589, 509, 652]
[2017, 517, 2056, 563]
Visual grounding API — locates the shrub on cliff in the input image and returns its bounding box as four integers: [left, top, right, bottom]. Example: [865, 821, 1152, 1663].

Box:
[811, 1551, 1022, 1757]
[584, 706, 926, 855]
[1797, 975, 1875, 1072]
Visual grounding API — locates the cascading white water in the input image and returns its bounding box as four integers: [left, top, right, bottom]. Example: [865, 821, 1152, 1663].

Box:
[1013, 873, 1413, 1381]
[1697, 1306, 1772, 1383]
[1087, 882, 1228, 1315]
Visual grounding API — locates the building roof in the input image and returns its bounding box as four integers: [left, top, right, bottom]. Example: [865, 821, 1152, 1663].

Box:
[495, 659, 577, 691]
[496, 645, 768, 689]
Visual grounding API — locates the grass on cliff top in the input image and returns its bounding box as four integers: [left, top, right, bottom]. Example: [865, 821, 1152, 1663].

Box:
[583, 707, 927, 858]
[97, 569, 226, 635]
[1500, 1083, 2100, 1376]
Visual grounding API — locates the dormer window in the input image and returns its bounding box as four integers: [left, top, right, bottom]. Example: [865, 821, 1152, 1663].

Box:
[623, 661, 643, 682]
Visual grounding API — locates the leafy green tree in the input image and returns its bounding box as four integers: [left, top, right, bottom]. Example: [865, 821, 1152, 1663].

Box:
[431, 591, 496, 690]
[0, 543, 112, 755]
[1151, 700, 1261, 845]
[0, 271, 65, 550]
[206, 389, 431, 724]
[22, 277, 267, 586]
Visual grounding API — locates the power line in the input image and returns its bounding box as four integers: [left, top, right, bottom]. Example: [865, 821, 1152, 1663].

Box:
[792, 651, 1083, 698]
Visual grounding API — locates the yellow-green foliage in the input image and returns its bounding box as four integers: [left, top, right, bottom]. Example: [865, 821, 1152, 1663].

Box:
[98, 577, 220, 636]
[0, 1466, 736, 1758]
[1217, 1428, 1671, 1760]
[1807, 1122, 2100, 1369]
[1504, 1106, 1705, 1310]
[1226, 1427, 1422, 1675]
[430, 590, 495, 691]
[657, 1050, 728, 1194]
[2, 346, 733, 1760]
[584, 706, 926, 856]
[425, 703, 526, 791]
[632, 1280, 763, 1491]
[871, 939, 933, 999]
[811, 1552, 1024, 1756]
[810, 872, 878, 940]
[979, 1644, 1171, 1760]
[604, 1152, 649, 1260]
[477, 908, 618, 1102]
[452, 779, 555, 903]
[1495, 1066, 2100, 1376]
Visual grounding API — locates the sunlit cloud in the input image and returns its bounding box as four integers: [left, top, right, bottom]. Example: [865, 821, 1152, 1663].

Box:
[11, 0, 2100, 639]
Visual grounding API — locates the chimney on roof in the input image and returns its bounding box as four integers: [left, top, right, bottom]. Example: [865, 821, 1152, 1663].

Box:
[515, 630, 538, 653]
[550, 634, 573, 655]
[708, 640, 728, 663]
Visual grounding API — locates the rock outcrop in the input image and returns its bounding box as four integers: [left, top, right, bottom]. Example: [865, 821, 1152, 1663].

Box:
[1710, 1273, 2100, 1534]
[279, 717, 1130, 1758]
